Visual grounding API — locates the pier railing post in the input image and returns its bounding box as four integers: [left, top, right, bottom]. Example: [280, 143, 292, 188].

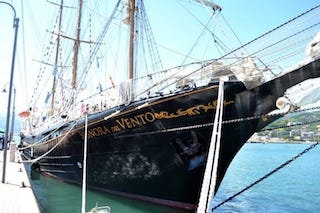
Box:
[1, 1, 19, 183]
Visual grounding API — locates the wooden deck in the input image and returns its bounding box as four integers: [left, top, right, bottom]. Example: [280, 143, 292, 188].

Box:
[0, 146, 40, 213]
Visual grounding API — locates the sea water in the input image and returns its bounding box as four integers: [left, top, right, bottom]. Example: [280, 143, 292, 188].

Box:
[212, 143, 320, 212]
[28, 143, 320, 212]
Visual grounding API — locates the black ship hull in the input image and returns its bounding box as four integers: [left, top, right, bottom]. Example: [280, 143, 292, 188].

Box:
[21, 59, 320, 210]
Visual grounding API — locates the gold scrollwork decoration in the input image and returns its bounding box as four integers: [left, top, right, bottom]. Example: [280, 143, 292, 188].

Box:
[154, 100, 234, 119]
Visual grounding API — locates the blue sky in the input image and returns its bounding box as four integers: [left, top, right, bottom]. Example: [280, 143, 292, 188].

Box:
[210, 0, 319, 40]
[146, 0, 320, 58]
[0, 0, 319, 115]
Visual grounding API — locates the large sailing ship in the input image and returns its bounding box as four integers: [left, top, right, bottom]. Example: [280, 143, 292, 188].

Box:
[19, 0, 320, 211]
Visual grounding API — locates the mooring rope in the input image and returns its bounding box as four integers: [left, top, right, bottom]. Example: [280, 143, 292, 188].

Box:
[19, 121, 79, 163]
[19, 121, 68, 150]
[198, 80, 224, 213]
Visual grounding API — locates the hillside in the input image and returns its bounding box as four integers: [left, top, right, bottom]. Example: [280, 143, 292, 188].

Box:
[256, 110, 320, 141]
[268, 110, 320, 128]
[0, 112, 21, 134]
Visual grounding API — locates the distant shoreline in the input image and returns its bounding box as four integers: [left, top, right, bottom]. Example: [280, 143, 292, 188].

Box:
[247, 140, 318, 144]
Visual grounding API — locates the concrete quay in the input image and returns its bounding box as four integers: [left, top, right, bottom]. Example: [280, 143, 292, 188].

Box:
[0, 146, 40, 213]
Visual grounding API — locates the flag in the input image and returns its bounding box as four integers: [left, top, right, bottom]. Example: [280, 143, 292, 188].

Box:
[97, 82, 103, 93]
[45, 92, 51, 104]
[52, 64, 58, 76]
[18, 111, 30, 118]
[81, 103, 89, 114]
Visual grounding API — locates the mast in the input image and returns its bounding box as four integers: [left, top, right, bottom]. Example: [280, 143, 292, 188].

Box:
[50, 0, 64, 114]
[71, 0, 83, 104]
[128, 0, 136, 79]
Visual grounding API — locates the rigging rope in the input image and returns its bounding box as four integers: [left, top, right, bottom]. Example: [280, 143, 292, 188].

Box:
[180, 15, 215, 65]
[138, 0, 163, 73]
[29, 11, 60, 107]
[73, 0, 122, 106]
[218, 4, 320, 60]
[247, 22, 320, 61]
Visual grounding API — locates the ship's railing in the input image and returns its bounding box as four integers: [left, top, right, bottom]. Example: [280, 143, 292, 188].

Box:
[66, 63, 219, 119]
[29, 5, 320, 132]
[53, 45, 320, 125]
[30, 43, 320, 133]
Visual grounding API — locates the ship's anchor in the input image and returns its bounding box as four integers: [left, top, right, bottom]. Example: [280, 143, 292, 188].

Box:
[31, 161, 40, 171]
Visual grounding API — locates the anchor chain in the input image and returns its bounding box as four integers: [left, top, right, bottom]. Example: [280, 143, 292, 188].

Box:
[262, 118, 320, 132]
[119, 105, 320, 138]
[211, 142, 319, 211]
[224, 105, 320, 125]
[259, 105, 320, 132]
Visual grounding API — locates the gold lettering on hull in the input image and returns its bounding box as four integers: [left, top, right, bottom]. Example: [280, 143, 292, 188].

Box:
[80, 100, 234, 139]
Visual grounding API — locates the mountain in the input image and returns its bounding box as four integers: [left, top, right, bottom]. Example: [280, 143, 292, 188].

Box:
[266, 110, 320, 129]
[0, 112, 21, 135]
